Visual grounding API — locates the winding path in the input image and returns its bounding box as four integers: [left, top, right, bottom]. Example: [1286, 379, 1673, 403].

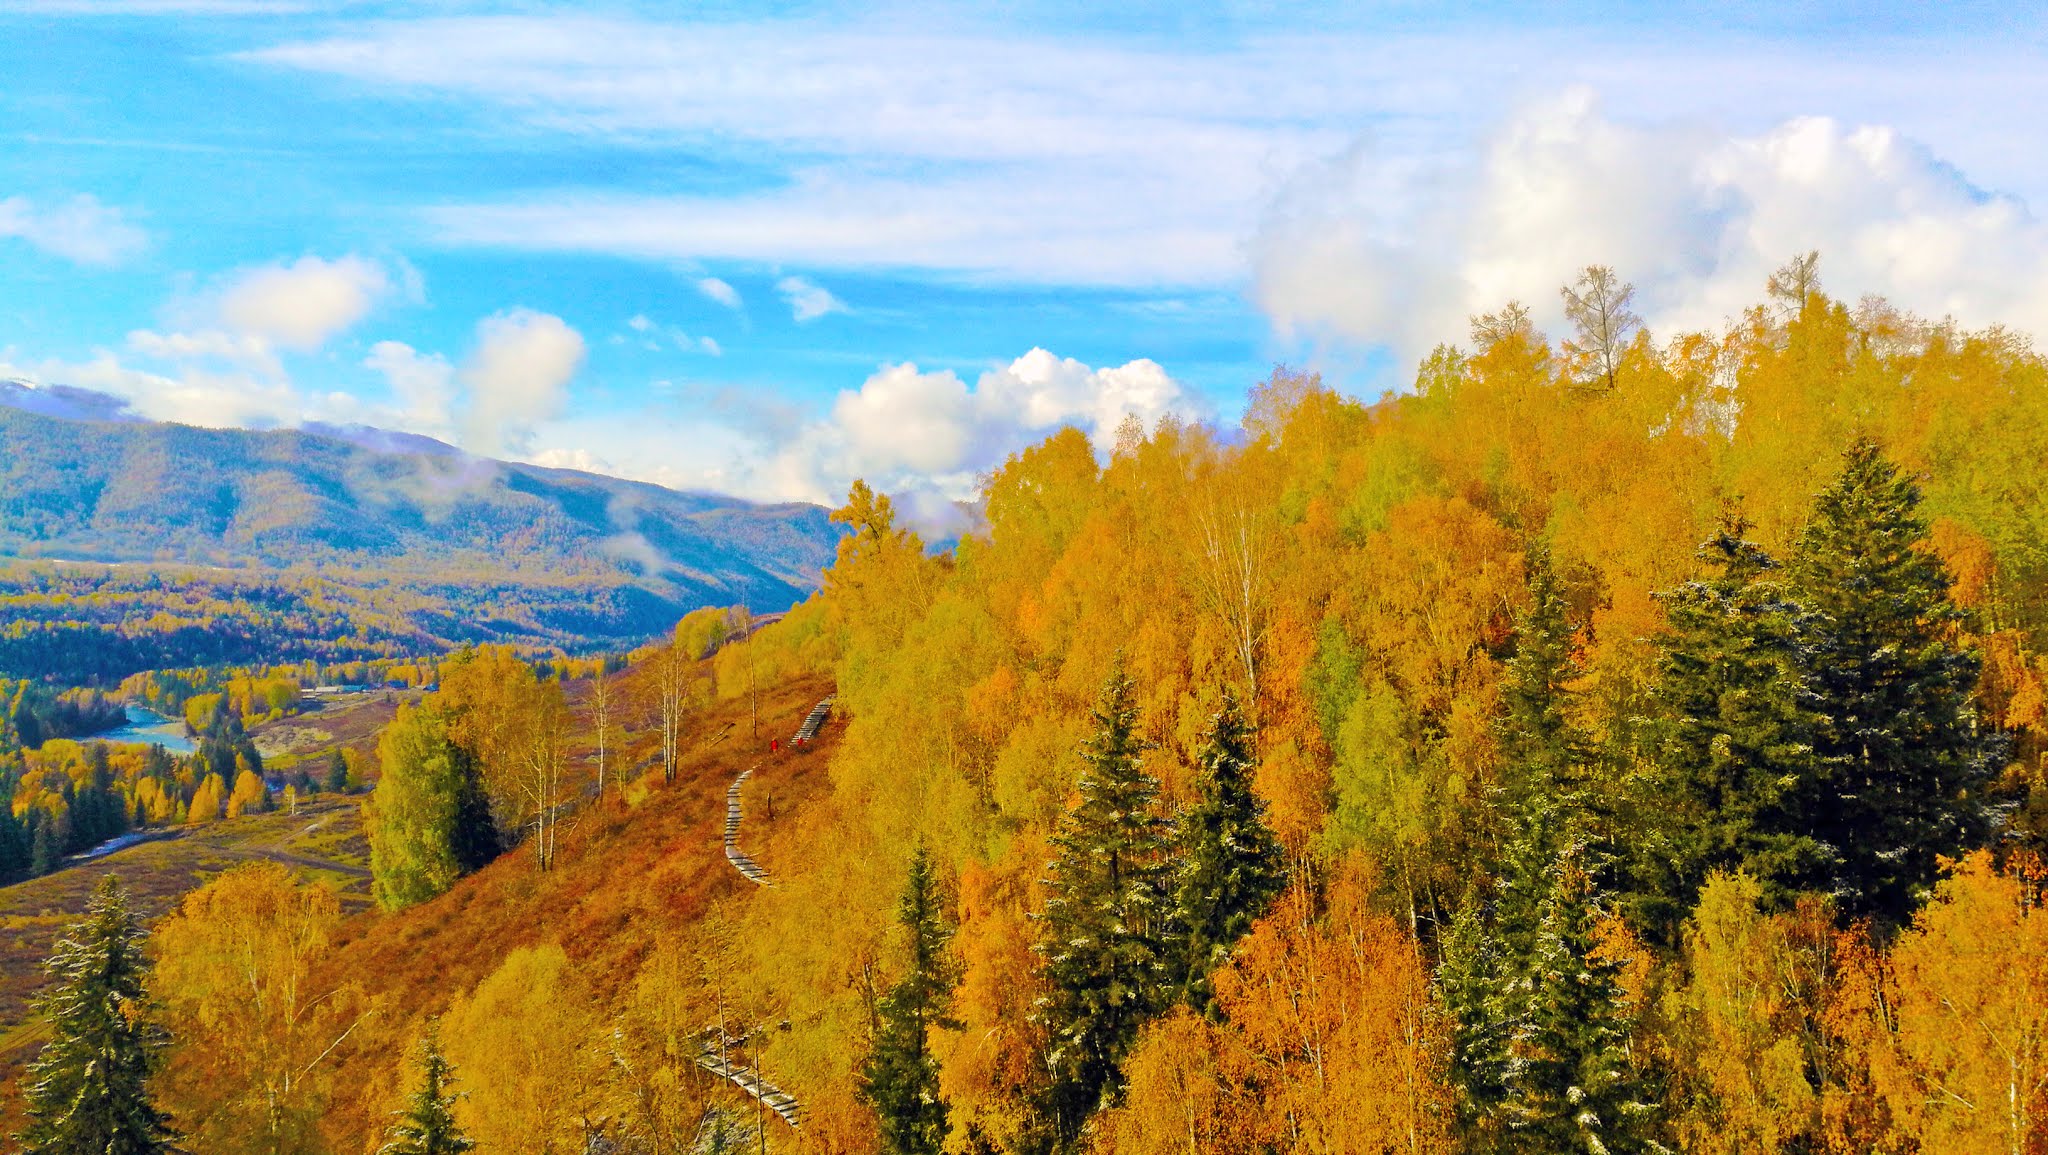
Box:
[695, 1035, 805, 1131]
[721, 696, 833, 889]
[703, 694, 835, 1129]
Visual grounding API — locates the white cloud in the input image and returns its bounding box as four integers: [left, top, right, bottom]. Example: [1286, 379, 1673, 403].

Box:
[1256, 88, 2048, 370]
[215, 254, 393, 350]
[981, 349, 1186, 445]
[459, 308, 586, 455]
[250, 16, 2048, 290]
[753, 348, 1200, 511]
[363, 340, 455, 431]
[777, 275, 846, 322]
[623, 313, 721, 355]
[0, 194, 147, 265]
[508, 347, 1197, 521]
[697, 277, 742, 309]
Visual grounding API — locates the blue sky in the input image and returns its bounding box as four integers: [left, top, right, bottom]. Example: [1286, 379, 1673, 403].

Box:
[3, 2, 2046, 515]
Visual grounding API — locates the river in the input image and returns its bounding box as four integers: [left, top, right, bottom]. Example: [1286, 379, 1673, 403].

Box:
[72, 704, 197, 754]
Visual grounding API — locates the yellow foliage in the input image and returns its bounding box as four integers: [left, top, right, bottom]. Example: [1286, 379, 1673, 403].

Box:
[442, 943, 605, 1154]
[1883, 853, 2048, 1153]
[187, 772, 226, 824]
[226, 768, 269, 818]
[152, 862, 359, 1153]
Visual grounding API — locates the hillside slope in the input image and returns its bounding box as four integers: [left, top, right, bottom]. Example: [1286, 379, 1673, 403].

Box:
[309, 670, 840, 1147]
[0, 666, 840, 1143]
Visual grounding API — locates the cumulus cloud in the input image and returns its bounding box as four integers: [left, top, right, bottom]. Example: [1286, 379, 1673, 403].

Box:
[458, 308, 586, 455]
[776, 275, 846, 322]
[0, 194, 147, 265]
[1257, 88, 2048, 370]
[216, 254, 394, 350]
[755, 348, 1198, 514]
[697, 277, 742, 309]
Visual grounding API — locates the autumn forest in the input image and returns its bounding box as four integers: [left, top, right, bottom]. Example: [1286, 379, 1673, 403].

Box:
[13, 257, 2048, 1155]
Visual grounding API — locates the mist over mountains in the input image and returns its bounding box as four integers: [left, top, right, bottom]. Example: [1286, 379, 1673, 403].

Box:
[0, 380, 844, 629]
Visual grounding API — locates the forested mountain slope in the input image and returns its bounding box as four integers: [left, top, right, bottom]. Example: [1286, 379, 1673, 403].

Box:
[0, 385, 845, 668]
[0, 389, 837, 597]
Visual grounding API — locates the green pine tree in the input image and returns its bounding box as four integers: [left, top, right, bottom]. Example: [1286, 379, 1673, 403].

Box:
[0, 804, 29, 882]
[1173, 687, 1287, 1013]
[1632, 520, 1833, 940]
[324, 749, 350, 794]
[1502, 847, 1662, 1154]
[857, 846, 964, 1155]
[16, 875, 176, 1155]
[378, 1025, 475, 1155]
[1792, 437, 1993, 924]
[1438, 889, 1516, 1153]
[1499, 548, 1588, 812]
[446, 743, 502, 874]
[1032, 661, 1175, 1149]
[1488, 550, 1597, 949]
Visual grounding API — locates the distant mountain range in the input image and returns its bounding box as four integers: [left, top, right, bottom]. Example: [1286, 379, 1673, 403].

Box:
[0, 380, 845, 635]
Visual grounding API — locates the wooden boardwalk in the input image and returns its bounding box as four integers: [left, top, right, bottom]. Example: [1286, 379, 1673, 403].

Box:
[795, 696, 833, 743]
[704, 694, 837, 1127]
[695, 1038, 805, 1130]
[723, 761, 773, 887]
[723, 696, 833, 888]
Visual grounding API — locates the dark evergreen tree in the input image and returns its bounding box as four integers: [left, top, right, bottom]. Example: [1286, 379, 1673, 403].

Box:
[325, 749, 350, 794]
[11, 690, 44, 750]
[30, 814, 60, 877]
[16, 875, 175, 1155]
[1502, 847, 1661, 1154]
[1791, 438, 1994, 924]
[1032, 661, 1175, 1149]
[0, 803, 28, 882]
[1438, 890, 1516, 1153]
[378, 1026, 475, 1155]
[1632, 521, 1832, 940]
[1173, 687, 1287, 1013]
[447, 745, 502, 873]
[857, 845, 963, 1155]
[1499, 548, 1588, 812]
[1489, 550, 1596, 944]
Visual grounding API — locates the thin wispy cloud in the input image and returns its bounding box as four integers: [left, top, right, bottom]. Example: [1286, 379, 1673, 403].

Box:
[246, 14, 2048, 295]
[776, 276, 846, 323]
[0, 193, 147, 265]
[696, 277, 741, 309]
